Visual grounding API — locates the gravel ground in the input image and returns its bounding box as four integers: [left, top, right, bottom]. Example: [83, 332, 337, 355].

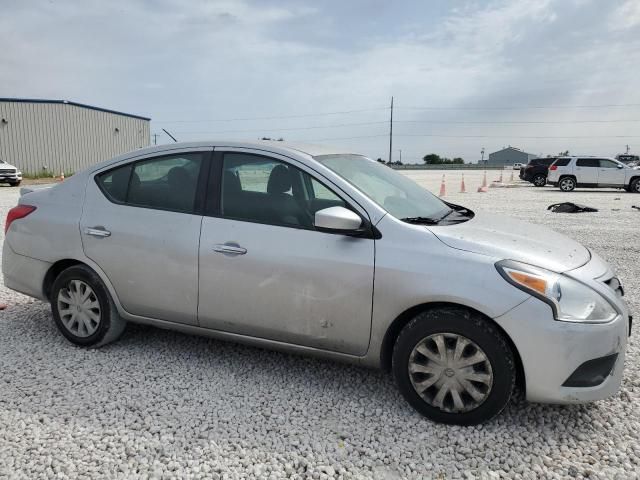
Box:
[0, 171, 638, 480]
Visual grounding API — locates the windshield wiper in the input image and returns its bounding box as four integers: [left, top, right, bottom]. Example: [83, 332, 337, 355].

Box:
[400, 216, 440, 225]
[401, 208, 455, 225]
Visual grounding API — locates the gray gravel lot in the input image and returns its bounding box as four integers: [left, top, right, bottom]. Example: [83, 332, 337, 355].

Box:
[1, 171, 639, 479]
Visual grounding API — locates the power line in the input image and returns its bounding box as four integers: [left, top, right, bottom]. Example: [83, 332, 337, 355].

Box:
[169, 121, 388, 135]
[395, 119, 640, 125]
[309, 133, 640, 141]
[154, 107, 389, 123]
[398, 103, 640, 111]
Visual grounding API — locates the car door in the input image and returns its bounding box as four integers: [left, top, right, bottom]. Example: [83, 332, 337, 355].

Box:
[597, 159, 626, 187]
[575, 158, 599, 185]
[197, 149, 375, 356]
[80, 149, 211, 325]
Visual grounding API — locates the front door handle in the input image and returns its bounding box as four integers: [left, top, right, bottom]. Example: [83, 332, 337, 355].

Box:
[213, 243, 247, 255]
[84, 227, 111, 238]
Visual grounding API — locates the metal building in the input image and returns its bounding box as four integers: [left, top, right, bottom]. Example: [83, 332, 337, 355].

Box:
[0, 98, 150, 175]
[486, 146, 537, 166]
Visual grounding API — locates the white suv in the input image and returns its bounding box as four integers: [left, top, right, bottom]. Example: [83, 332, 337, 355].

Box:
[547, 157, 640, 193]
[0, 159, 22, 187]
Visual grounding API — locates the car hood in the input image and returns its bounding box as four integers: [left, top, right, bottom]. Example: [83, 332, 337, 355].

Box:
[426, 211, 590, 273]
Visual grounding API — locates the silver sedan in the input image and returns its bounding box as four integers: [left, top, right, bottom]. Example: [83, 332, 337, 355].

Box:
[2, 141, 631, 424]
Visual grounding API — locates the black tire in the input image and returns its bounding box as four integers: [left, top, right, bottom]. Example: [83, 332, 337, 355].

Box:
[9, 181, 21, 187]
[630, 178, 640, 194]
[532, 174, 546, 187]
[559, 176, 576, 192]
[51, 265, 126, 347]
[392, 307, 515, 425]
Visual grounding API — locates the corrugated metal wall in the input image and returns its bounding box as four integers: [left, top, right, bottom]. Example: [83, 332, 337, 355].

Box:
[487, 149, 531, 166]
[0, 101, 150, 175]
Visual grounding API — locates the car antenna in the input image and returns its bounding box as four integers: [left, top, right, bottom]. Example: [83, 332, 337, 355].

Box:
[162, 128, 178, 143]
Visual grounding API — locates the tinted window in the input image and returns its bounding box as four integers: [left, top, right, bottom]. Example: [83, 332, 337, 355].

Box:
[220, 153, 345, 228]
[542, 158, 557, 166]
[97, 164, 132, 202]
[576, 158, 599, 167]
[599, 159, 619, 168]
[553, 158, 570, 167]
[97, 153, 204, 213]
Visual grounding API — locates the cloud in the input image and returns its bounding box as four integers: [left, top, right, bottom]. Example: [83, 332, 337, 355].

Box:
[1, 0, 640, 161]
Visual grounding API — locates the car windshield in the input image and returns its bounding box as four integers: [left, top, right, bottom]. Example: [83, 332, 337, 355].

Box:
[314, 154, 451, 221]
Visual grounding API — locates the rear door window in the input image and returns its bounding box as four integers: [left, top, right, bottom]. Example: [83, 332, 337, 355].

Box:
[129, 154, 203, 212]
[96, 152, 205, 213]
[576, 158, 599, 167]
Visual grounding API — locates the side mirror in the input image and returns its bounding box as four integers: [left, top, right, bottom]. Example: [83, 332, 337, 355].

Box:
[617, 164, 624, 169]
[314, 206, 362, 233]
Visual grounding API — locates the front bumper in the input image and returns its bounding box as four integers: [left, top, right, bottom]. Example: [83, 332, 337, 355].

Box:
[494, 256, 629, 404]
[0, 174, 22, 183]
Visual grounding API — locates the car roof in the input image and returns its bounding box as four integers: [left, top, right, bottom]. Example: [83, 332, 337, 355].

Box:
[130, 140, 359, 158]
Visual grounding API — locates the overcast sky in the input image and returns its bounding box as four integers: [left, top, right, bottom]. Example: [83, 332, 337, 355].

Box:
[2, 0, 640, 162]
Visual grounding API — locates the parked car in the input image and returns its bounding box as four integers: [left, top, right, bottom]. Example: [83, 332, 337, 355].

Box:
[615, 154, 640, 168]
[512, 163, 523, 170]
[547, 156, 640, 192]
[3, 141, 631, 425]
[0, 159, 22, 186]
[519, 157, 557, 187]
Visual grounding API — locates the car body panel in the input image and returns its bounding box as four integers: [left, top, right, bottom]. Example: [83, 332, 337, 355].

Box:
[198, 216, 375, 355]
[424, 211, 590, 273]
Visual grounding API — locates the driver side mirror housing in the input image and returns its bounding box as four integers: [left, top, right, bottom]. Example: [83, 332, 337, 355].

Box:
[314, 206, 363, 234]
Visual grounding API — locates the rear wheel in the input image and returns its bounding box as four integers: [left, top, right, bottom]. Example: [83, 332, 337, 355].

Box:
[532, 174, 547, 187]
[559, 176, 576, 192]
[392, 307, 515, 425]
[630, 178, 640, 193]
[51, 265, 126, 347]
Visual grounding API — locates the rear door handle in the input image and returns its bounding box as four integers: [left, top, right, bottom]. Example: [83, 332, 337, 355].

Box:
[84, 227, 111, 237]
[213, 243, 247, 255]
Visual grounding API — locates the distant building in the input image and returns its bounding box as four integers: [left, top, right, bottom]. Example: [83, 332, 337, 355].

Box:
[486, 146, 536, 166]
[0, 98, 150, 175]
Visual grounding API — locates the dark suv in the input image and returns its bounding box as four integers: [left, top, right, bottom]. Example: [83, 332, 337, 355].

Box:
[519, 157, 558, 187]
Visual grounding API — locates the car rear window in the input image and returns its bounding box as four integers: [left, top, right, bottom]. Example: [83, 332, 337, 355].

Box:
[553, 158, 571, 167]
[576, 158, 599, 167]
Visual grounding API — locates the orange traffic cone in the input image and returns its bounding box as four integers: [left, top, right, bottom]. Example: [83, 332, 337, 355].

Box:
[460, 173, 466, 193]
[478, 171, 488, 192]
[439, 174, 446, 197]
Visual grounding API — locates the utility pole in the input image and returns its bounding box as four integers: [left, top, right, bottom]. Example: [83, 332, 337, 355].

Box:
[481, 147, 485, 163]
[399, 149, 402, 164]
[626, 144, 630, 154]
[153, 133, 159, 145]
[388, 96, 394, 164]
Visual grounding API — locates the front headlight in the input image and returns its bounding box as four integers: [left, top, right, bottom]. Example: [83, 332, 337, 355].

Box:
[496, 260, 617, 323]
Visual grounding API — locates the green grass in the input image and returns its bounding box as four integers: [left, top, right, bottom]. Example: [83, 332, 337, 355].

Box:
[22, 171, 74, 179]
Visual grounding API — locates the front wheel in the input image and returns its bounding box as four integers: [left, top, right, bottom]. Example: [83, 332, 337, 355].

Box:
[51, 265, 126, 347]
[392, 307, 515, 425]
[532, 174, 547, 187]
[9, 181, 21, 187]
[629, 178, 640, 193]
[559, 176, 576, 192]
